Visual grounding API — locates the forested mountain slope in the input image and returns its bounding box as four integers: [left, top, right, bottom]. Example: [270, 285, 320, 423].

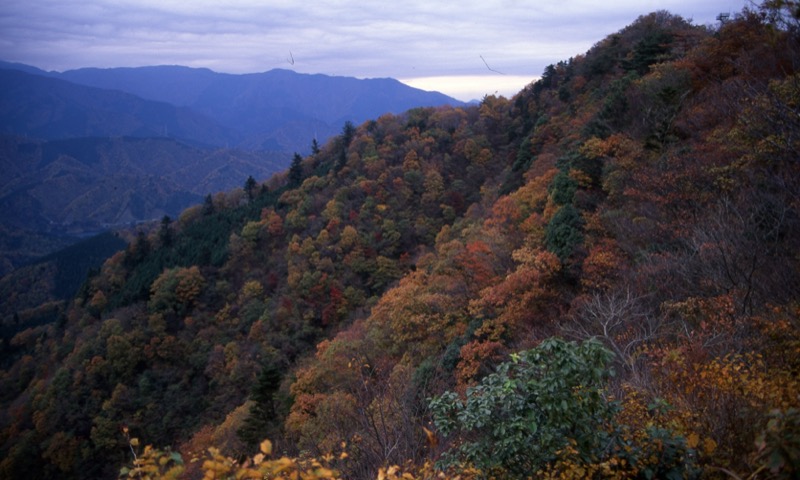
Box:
[1, 3, 799, 479]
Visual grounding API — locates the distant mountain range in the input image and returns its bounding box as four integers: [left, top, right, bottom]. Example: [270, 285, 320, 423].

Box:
[0, 61, 464, 153]
[0, 61, 464, 274]
[0, 68, 234, 148]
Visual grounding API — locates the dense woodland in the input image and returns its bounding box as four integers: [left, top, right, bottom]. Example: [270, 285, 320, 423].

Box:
[2, 2, 800, 478]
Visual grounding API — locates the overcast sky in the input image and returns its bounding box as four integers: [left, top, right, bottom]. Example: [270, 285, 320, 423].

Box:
[1, 0, 748, 101]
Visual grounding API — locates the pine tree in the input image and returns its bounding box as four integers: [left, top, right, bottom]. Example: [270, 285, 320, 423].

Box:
[545, 204, 585, 261]
[289, 153, 303, 187]
[201, 194, 215, 216]
[244, 175, 258, 201]
[335, 121, 356, 172]
[159, 215, 172, 247]
[238, 359, 283, 448]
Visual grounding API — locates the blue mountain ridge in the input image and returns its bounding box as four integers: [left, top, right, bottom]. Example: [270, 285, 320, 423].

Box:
[0, 61, 465, 153]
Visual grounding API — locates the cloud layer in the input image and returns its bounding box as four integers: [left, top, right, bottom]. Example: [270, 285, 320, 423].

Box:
[0, 0, 746, 100]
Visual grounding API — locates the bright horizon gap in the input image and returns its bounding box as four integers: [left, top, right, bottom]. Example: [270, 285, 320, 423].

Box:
[400, 74, 537, 102]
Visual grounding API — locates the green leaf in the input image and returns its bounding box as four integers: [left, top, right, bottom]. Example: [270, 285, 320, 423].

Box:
[768, 450, 785, 472]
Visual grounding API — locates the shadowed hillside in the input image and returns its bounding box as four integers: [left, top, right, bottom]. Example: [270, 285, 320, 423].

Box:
[0, 134, 288, 274]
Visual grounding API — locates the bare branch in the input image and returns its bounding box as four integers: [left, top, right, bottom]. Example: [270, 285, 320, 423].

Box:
[563, 287, 661, 375]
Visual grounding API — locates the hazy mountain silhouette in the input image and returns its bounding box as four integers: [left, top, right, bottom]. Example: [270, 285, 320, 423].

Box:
[0, 68, 236, 148]
[1, 62, 464, 153]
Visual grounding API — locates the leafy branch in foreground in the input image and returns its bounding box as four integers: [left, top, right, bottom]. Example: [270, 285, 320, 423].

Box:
[430, 338, 699, 479]
[120, 437, 341, 480]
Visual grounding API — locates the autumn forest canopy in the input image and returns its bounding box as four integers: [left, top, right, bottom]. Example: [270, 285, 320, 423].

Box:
[2, 1, 800, 478]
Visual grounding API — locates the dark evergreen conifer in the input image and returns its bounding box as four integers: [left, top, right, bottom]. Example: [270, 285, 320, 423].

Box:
[289, 153, 303, 187]
[202, 194, 215, 216]
[159, 215, 172, 247]
[238, 358, 283, 448]
[545, 204, 585, 261]
[244, 175, 258, 201]
[334, 121, 356, 172]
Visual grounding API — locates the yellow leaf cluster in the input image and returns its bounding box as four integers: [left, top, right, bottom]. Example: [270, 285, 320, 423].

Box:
[123, 438, 341, 480]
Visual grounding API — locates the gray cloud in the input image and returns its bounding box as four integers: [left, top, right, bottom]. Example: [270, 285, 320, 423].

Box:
[0, 0, 746, 99]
